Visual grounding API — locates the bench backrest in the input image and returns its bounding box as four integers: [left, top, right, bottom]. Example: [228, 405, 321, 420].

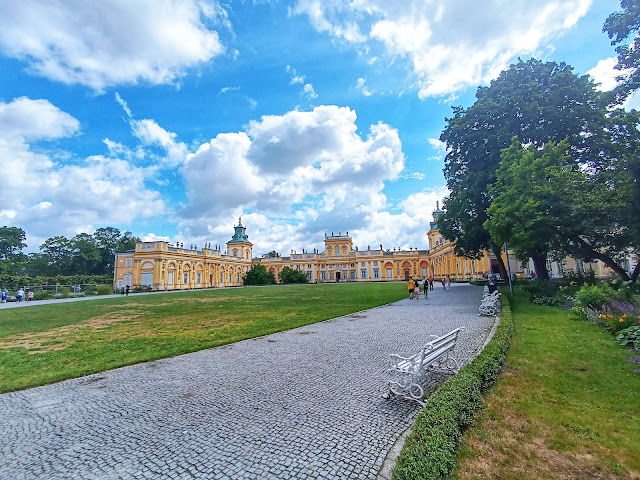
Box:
[419, 328, 463, 366]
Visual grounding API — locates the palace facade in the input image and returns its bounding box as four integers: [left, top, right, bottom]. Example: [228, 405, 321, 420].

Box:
[113, 205, 626, 290]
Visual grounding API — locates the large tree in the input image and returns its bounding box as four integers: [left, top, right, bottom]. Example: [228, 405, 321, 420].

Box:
[488, 130, 638, 282]
[0, 226, 27, 260]
[439, 58, 605, 277]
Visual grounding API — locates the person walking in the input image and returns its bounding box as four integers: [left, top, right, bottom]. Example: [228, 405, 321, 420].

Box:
[428, 276, 434, 291]
[125, 285, 130, 296]
[1, 289, 7, 303]
[446, 275, 451, 291]
[442, 278, 446, 290]
[423, 278, 429, 299]
[407, 277, 415, 299]
[121, 286, 125, 296]
[27, 290, 34, 302]
[16, 288, 24, 302]
[414, 281, 420, 299]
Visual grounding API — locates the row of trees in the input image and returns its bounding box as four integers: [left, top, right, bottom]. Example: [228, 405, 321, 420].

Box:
[437, 2, 640, 282]
[0, 226, 140, 277]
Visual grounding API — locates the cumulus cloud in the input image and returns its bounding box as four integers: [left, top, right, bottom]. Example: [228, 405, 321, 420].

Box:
[293, 0, 592, 98]
[0, 0, 226, 91]
[0, 97, 80, 141]
[0, 97, 164, 241]
[178, 105, 406, 243]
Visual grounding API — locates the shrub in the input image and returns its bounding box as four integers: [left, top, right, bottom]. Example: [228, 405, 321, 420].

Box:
[574, 283, 616, 310]
[57, 287, 71, 298]
[96, 285, 113, 295]
[243, 265, 276, 286]
[279, 267, 309, 284]
[33, 291, 52, 300]
[392, 292, 514, 480]
[598, 313, 640, 334]
[617, 325, 640, 350]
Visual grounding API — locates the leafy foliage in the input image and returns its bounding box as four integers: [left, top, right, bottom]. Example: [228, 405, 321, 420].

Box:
[618, 325, 640, 350]
[603, 0, 640, 103]
[0, 226, 140, 277]
[439, 58, 605, 277]
[279, 267, 309, 284]
[243, 264, 276, 285]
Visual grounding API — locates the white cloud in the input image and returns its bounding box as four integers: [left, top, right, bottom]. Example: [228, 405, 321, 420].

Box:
[356, 77, 373, 96]
[178, 105, 407, 243]
[0, 97, 80, 141]
[586, 57, 640, 110]
[286, 65, 317, 99]
[0, 97, 164, 241]
[303, 83, 318, 99]
[115, 92, 132, 118]
[142, 232, 172, 242]
[428, 138, 446, 151]
[0, 0, 226, 91]
[293, 0, 592, 98]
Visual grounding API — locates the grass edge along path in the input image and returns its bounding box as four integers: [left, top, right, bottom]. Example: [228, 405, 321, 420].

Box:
[0, 283, 406, 393]
[391, 290, 514, 480]
[453, 291, 640, 479]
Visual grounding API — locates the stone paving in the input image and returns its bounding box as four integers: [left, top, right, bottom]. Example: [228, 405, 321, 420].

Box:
[0, 283, 496, 480]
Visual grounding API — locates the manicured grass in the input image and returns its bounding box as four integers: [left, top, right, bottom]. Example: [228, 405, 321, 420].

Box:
[0, 282, 406, 393]
[454, 291, 640, 479]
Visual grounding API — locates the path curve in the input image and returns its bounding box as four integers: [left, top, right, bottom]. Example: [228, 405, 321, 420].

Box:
[0, 283, 495, 480]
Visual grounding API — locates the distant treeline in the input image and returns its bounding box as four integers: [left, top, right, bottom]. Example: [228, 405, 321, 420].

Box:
[0, 226, 140, 278]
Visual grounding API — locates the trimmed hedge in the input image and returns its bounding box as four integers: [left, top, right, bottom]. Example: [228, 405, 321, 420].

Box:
[392, 293, 514, 480]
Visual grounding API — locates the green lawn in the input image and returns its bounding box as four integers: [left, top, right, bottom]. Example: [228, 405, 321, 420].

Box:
[0, 282, 406, 393]
[454, 291, 640, 479]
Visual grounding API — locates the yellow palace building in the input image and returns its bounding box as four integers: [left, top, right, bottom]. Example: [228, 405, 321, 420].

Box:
[113, 206, 520, 290]
[115, 204, 630, 290]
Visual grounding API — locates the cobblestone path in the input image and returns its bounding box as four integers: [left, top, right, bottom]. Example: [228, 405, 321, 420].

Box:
[0, 283, 495, 479]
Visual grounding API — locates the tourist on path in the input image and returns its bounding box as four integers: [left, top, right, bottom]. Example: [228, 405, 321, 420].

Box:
[414, 281, 420, 299]
[27, 290, 34, 302]
[423, 278, 429, 299]
[125, 285, 130, 296]
[407, 278, 415, 299]
[428, 276, 434, 291]
[446, 275, 451, 291]
[1, 289, 7, 303]
[16, 288, 24, 302]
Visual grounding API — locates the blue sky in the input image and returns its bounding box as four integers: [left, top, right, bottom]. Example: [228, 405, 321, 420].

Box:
[0, 0, 630, 256]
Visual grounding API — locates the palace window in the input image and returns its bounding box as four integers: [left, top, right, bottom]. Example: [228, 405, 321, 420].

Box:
[126, 258, 132, 267]
[360, 269, 367, 279]
[373, 269, 380, 278]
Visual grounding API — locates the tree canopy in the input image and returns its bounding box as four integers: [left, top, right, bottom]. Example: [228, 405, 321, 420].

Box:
[0, 227, 140, 277]
[279, 267, 309, 284]
[243, 264, 276, 286]
[604, 0, 640, 103]
[439, 58, 605, 277]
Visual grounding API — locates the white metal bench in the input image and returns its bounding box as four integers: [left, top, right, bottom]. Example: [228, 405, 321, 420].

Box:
[384, 328, 464, 405]
[479, 291, 501, 316]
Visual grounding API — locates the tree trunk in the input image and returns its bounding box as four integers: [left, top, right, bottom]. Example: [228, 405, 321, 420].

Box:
[574, 237, 631, 281]
[531, 253, 549, 280]
[491, 243, 508, 279]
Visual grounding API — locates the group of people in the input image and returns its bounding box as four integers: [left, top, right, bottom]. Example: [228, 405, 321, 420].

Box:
[120, 285, 130, 296]
[407, 275, 452, 299]
[407, 276, 435, 299]
[1, 288, 34, 303]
